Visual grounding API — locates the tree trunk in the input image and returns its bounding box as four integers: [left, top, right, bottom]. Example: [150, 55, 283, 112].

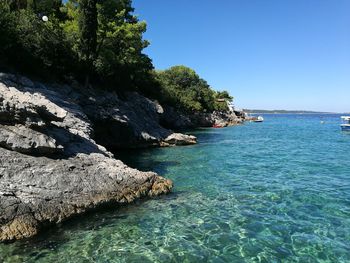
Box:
[84, 74, 90, 89]
[79, 0, 98, 89]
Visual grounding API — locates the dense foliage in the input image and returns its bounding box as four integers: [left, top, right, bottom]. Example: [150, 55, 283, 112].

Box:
[155, 66, 232, 112]
[78, 0, 98, 84]
[0, 0, 233, 113]
[0, 0, 153, 88]
[0, 1, 75, 77]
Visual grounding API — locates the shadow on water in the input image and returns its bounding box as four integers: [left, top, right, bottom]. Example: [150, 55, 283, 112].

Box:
[113, 148, 180, 174]
[112, 127, 236, 173]
[195, 131, 227, 144]
[2, 127, 239, 261]
[191, 126, 239, 142]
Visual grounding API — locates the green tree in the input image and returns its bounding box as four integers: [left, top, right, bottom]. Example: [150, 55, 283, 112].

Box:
[155, 65, 229, 113]
[30, 0, 65, 19]
[153, 66, 234, 113]
[94, 0, 153, 90]
[0, 1, 75, 77]
[7, 0, 27, 10]
[0, 2, 16, 67]
[61, 0, 153, 90]
[78, 0, 98, 86]
[215, 91, 233, 101]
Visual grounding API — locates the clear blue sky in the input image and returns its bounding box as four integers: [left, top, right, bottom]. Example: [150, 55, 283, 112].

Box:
[133, 0, 350, 112]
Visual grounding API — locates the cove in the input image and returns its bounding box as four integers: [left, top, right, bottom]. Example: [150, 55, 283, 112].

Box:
[1, 114, 350, 262]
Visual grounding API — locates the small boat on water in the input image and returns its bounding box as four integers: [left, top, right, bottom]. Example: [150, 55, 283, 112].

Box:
[341, 116, 350, 131]
[213, 123, 223, 128]
[253, 116, 264, 122]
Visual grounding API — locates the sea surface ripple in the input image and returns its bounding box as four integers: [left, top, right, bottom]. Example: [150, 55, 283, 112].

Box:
[1, 114, 349, 262]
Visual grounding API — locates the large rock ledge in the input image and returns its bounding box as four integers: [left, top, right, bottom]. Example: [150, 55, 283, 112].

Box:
[0, 150, 172, 242]
[0, 72, 187, 242]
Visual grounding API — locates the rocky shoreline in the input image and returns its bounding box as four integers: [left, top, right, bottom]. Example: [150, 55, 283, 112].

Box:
[0, 73, 242, 242]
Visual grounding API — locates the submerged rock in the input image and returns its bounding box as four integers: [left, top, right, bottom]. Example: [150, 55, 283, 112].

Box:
[163, 133, 197, 146]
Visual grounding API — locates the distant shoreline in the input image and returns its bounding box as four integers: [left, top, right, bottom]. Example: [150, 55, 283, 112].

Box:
[248, 112, 342, 115]
[244, 110, 345, 115]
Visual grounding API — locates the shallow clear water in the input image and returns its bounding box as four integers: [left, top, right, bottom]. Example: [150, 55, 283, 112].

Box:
[1, 114, 350, 262]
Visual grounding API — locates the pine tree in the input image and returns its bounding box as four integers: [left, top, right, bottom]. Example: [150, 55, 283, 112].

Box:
[78, 0, 97, 86]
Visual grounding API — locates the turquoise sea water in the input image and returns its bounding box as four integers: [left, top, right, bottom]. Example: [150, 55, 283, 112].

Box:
[1, 114, 350, 262]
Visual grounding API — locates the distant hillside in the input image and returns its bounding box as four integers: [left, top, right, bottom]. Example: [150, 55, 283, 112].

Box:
[244, 109, 336, 114]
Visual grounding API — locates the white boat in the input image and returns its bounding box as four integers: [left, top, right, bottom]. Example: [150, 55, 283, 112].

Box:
[341, 116, 350, 131]
[253, 116, 264, 122]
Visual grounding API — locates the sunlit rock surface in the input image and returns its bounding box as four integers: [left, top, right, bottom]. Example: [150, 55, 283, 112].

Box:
[0, 73, 175, 242]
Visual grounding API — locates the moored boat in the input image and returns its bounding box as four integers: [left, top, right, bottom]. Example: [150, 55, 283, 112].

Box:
[341, 116, 350, 131]
[213, 123, 223, 128]
[253, 116, 264, 122]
